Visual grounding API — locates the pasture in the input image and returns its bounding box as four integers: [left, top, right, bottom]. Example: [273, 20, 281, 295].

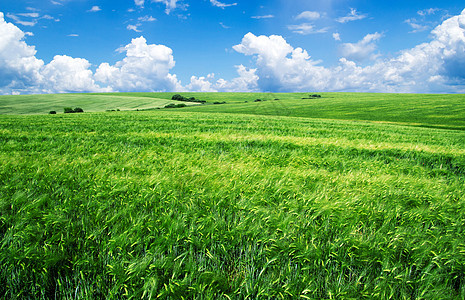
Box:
[0, 93, 465, 299]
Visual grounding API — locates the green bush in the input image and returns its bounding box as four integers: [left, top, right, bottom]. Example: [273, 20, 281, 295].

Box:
[64, 107, 84, 114]
[171, 94, 206, 104]
[165, 103, 187, 109]
[49, 111, 57, 115]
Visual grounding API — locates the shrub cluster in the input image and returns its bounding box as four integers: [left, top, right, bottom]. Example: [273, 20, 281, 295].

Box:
[302, 94, 322, 99]
[165, 103, 187, 109]
[64, 107, 84, 114]
[171, 94, 206, 104]
[213, 101, 226, 105]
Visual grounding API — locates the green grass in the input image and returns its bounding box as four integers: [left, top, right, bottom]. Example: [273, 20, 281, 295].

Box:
[0, 93, 201, 115]
[2, 92, 465, 130]
[1, 109, 465, 299]
[179, 93, 465, 130]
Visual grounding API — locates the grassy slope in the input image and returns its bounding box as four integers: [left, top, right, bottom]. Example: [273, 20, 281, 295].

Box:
[180, 93, 465, 130]
[2, 92, 464, 130]
[1, 111, 465, 298]
[0, 93, 200, 115]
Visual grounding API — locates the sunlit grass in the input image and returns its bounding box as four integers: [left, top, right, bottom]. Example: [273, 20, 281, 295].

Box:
[1, 110, 464, 298]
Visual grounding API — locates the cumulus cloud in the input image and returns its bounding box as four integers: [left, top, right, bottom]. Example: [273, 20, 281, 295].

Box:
[210, 0, 237, 9]
[233, 33, 331, 91]
[2, 9, 465, 95]
[336, 8, 367, 23]
[135, 0, 144, 7]
[232, 9, 465, 93]
[0, 12, 44, 93]
[42, 55, 101, 93]
[95, 36, 181, 92]
[0, 14, 180, 94]
[339, 32, 382, 62]
[333, 33, 341, 41]
[186, 65, 259, 92]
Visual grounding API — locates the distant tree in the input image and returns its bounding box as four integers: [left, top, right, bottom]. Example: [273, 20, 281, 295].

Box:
[64, 107, 84, 113]
[49, 111, 57, 114]
[171, 94, 184, 101]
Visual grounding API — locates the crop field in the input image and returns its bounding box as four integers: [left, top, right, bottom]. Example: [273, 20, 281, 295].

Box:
[1, 93, 465, 299]
[0, 93, 201, 115]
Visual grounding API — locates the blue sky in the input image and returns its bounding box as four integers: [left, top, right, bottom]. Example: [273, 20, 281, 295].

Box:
[1, 0, 465, 94]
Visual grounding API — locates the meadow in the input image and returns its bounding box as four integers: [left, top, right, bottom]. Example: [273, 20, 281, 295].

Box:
[0, 93, 465, 299]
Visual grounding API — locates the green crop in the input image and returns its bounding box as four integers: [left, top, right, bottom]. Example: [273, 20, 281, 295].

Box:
[1, 95, 465, 298]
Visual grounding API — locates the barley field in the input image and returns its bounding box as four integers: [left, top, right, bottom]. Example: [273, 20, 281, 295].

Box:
[1, 93, 465, 299]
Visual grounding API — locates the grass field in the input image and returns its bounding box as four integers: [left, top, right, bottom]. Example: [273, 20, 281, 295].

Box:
[2, 92, 464, 130]
[1, 93, 465, 298]
[0, 93, 201, 115]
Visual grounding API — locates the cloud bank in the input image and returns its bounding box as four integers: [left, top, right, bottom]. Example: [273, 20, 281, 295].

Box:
[1, 9, 465, 94]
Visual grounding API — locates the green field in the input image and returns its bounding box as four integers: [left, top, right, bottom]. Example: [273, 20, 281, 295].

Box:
[0, 93, 202, 115]
[2, 92, 464, 130]
[1, 93, 465, 298]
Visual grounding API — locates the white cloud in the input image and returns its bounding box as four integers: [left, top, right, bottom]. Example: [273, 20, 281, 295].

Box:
[135, 0, 144, 7]
[233, 33, 331, 91]
[251, 15, 274, 19]
[67, 34, 79, 37]
[138, 15, 156, 22]
[2, 9, 465, 95]
[127, 24, 142, 32]
[186, 65, 259, 92]
[95, 36, 181, 92]
[405, 18, 430, 33]
[219, 22, 230, 29]
[339, 32, 383, 62]
[152, 0, 182, 14]
[6, 13, 38, 26]
[336, 8, 367, 23]
[42, 55, 101, 93]
[418, 8, 439, 16]
[295, 11, 320, 21]
[287, 23, 329, 35]
[18, 13, 40, 18]
[6, 11, 59, 26]
[186, 73, 217, 92]
[210, 0, 237, 9]
[232, 9, 465, 93]
[88, 6, 102, 12]
[0, 12, 44, 94]
[333, 32, 341, 41]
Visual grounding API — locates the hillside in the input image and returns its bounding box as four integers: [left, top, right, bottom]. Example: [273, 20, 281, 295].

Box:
[0, 93, 201, 115]
[1, 109, 465, 298]
[1, 92, 464, 130]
